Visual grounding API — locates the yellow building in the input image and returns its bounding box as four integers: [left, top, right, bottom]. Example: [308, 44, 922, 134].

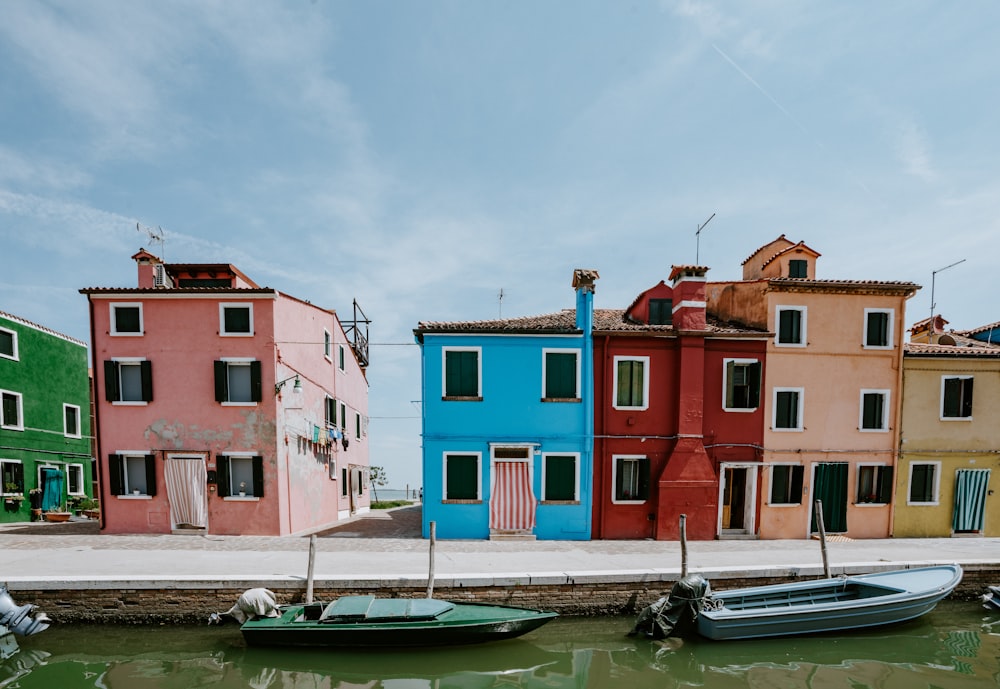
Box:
[894, 318, 1000, 537]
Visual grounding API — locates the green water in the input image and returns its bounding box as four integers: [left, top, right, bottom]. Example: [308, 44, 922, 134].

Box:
[4, 602, 999, 688]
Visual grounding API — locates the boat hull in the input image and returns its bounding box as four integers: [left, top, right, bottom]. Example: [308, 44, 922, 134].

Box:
[241, 601, 557, 648]
[697, 564, 962, 641]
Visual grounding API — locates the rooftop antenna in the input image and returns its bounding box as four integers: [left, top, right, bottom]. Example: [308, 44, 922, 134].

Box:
[695, 212, 715, 264]
[136, 222, 166, 261]
[929, 258, 966, 342]
[498, 288, 505, 318]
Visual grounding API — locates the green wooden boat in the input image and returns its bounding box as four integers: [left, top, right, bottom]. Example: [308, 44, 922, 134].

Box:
[240, 595, 558, 648]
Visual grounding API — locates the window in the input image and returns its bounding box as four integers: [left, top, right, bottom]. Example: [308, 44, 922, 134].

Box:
[217, 454, 264, 498]
[64, 404, 82, 438]
[0, 390, 23, 430]
[110, 303, 143, 335]
[104, 359, 153, 403]
[542, 454, 578, 502]
[355, 412, 362, 439]
[773, 388, 803, 431]
[769, 464, 804, 504]
[443, 453, 480, 501]
[0, 326, 17, 360]
[219, 303, 253, 336]
[941, 376, 973, 419]
[649, 299, 672, 325]
[341, 467, 348, 496]
[613, 456, 649, 503]
[443, 348, 481, 399]
[67, 463, 85, 495]
[543, 350, 579, 400]
[324, 330, 332, 359]
[325, 397, 337, 427]
[109, 454, 156, 496]
[723, 359, 762, 411]
[214, 360, 262, 404]
[857, 464, 893, 504]
[908, 462, 940, 505]
[859, 390, 889, 431]
[613, 356, 649, 410]
[863, 309, 893, 348]
[788, 259, 808, 278]
[340, 402, 347, 430]
[338, 344, 346, 371]
[775, 307, 806, 346]
[1, 460, 24, 495]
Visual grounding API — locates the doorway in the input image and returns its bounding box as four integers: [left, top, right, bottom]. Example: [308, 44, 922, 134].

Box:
[953, 468, 990, 533]
[719, 464, 757, 537]
[164, 455, 207, 531]
[811, 462, 848, 533]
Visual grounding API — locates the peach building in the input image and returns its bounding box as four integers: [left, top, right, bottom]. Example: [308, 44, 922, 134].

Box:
[707, 236, 919, 539]
[81, 249, 370, 535]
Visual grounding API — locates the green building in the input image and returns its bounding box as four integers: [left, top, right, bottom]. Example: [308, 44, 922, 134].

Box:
[1, 311, 93, 523]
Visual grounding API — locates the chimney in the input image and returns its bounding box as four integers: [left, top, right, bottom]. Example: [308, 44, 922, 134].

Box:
[132, 248, 168, 288]
[668, 265, 709, 331]
[572, 269, 599, 334]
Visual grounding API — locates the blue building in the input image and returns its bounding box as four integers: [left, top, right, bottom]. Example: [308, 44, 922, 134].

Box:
[413, 270, 598, 540]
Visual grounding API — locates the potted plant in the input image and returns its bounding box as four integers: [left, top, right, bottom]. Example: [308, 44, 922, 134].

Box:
[28, 488, 43, 520]
[238, 481, 247, 497]
[77, 497, 100, 519]
[3, 482, 23, 509]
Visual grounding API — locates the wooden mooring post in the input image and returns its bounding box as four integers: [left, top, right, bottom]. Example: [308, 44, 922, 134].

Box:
[426, 521, 436, 598]
[814, 499, 831, 578]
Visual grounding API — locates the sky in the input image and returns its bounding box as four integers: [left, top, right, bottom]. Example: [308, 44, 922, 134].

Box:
[2, 1, 998, 491]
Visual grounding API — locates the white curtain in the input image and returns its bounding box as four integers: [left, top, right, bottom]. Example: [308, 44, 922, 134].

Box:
[164, 458, 208, 528]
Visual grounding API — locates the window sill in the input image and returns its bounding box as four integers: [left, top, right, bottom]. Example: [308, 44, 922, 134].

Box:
[907, 501, 939, 506]
[442, 499, 481, 504]
[442, 396, 483, 402]
[221, 402, 259, 407]
[219, 332, 254, 337]
[0, 425, 24, 432]
[772, 428, 803, 432]
[723, 407, 758, 413]
[118, 494, 152, 500]
[854, 502, 888, 507]
[223, 495, 260, 502]
[540, 500, 580, 505]
[940, 417, 973, 422]
[611, 499, 647, 505]
[541, 398, 581, 403]
[111, 401, 148, 406]
[767, 502, 801, 507]
[859, 428, 889, 433]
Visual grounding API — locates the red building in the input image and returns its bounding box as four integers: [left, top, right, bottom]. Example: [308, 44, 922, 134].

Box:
[592, 266, 767, 540]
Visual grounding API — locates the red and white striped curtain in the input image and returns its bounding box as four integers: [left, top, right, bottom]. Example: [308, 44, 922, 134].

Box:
[490, 461, 536, 531]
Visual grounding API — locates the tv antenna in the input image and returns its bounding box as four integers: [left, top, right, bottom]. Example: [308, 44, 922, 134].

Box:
[695, 212, 715, 264]
[498, 288, 505, 318]
[136, 222, 166, 259]
[929, 258, 966, 339]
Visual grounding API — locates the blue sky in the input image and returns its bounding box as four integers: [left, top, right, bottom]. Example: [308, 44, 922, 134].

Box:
[2, 1, 997, 490]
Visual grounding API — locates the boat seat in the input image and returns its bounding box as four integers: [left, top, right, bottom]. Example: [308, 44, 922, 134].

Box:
[320, 595, 375, 620]
[319, 596, 455, 623]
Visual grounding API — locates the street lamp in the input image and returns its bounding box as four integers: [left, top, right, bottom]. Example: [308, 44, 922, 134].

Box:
[274, 375, 302, 396]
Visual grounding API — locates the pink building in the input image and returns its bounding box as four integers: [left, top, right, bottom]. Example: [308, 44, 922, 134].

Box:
[81, 249, 371, 535]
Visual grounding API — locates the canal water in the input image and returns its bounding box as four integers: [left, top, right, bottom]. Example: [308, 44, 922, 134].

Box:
[4, 601, 998, 688]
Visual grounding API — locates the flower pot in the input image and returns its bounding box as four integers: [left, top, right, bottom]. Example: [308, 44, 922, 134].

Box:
[83, 509, 100, 520]
[44, 512, 72, 522]
[239, 491, 246, 497]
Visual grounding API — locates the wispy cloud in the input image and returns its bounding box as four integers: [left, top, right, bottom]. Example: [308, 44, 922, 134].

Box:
[895, 120, 936, 182]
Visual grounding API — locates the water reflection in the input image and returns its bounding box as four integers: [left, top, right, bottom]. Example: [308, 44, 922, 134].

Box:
[4, 603, 999, 689]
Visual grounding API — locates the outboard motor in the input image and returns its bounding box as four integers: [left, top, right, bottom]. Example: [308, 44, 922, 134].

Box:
[209, 588, 279, 625]
[629, 574, 710, 639]
[0, 586, 50, 637]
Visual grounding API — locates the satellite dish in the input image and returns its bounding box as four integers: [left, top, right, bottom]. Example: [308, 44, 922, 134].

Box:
[937, 334, 956, 346]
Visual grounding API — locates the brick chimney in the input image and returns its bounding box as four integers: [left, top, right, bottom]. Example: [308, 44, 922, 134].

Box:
[668, 265, 708, 331]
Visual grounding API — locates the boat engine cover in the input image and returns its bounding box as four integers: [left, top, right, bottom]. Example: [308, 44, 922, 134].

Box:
[629, 574, 710, 639]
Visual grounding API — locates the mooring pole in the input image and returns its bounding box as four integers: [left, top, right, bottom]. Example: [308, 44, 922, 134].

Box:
[305, 534, 317, 604]
[426, 521, 437, 598]
[679, 514, 688, 578]
[814, 499, 831, 578]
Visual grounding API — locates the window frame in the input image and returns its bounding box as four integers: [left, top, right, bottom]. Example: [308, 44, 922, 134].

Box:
[542, 348, 581, 401]
[109, 302, 144, 336]
[541, 452, 580, 503]
[722, 358, 762, 412]
[442, 452, 481, 502]
[217, 453, 264, 499]
[66, 463, 86, 496]
[907, 461, 941, 505]
[612, 455, 650, 504]
[612, 356, 650, 411]
[648, 298, 673, 325]
[863, 308, 894, 349]
[442, 347, 482, 400]
[63, 403, 82, 438]
[214, 358, 262, 406]
[856, 463, 893, 505]
[772, 387, 804, 431]
[940, 375, 974, 420]
[768, 463, 804, 505]
[324, 329, 332, 360]
[0, 326, 18, 361]
[788, 259, 808, 278]
[1, 459, 24, 495]
[219, 303, 254, 337]
[105, 358, 153, 405]
[0, 389, 23, 431]
[775, 306, 807, 347]
[859, 389, 890, 432]
[109, 453, 156, 497]
[338, 344, 346, 371]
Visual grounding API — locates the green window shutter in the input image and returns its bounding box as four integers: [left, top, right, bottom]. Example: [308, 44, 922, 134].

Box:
[617, 360, 644, 407]
[340, 403, 346, 429]
[615, 458, 625, 500]
[649, 299, 672, 325]
[0, 330, 13, 357]
[637, 457, 651, 500]
[544, 456, 576, 501]
[545, 353, 577, 398]
[224, 306, 250, 333]
[867, 312, 888, 346]
[862, 393, 883, 429]
[910, 464, 933, 502]
[725, 360, 736, 408]
[779, 310, 801, 343]
[943, 378, 961, 417]
[252, 456, 264, 497]
[788, 260, 807, 278]
[144, 454, 157, 496]
[445, 455, 477, 499]
[776, 391, 797, 428]
[445, 350, 479, 397]
[250, 361, 263, 402]
[341, 467, 348, 496]
[213, 361, 227, 402]
[140, 360, 153, 402]
[747, 362, 761, 408]
[877, 466, 893, 504]
[770, 465, 788, 503]
[217, 456, 231, 497]
[108, 455, 124, 496]
[790, 466, 804, 503]
[962, 378, 974, 417]
[104, 361, 120, 402]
